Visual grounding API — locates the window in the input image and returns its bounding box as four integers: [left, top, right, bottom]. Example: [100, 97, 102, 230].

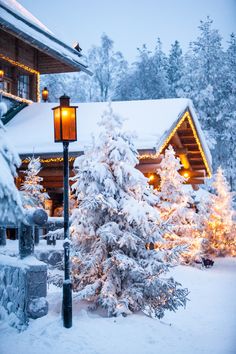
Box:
[3, 79, 12, 93]
[18, 75, 30, 98]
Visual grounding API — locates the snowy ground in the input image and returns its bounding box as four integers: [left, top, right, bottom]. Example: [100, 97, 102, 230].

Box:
[0, 255, 236, 354]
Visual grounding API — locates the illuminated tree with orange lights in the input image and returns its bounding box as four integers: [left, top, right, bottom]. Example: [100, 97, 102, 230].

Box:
[21, 156, 49, 208]
[202, 167, 235, 257]
[156, 145, 202, 264]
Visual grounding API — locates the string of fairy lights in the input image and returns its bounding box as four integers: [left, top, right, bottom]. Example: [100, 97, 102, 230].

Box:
[0, 53, 40, 102]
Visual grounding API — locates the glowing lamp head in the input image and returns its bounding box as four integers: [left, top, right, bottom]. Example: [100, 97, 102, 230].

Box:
[42, 87, 49, 102]
[0, 69, 4, 80]
[52, 94, 78, 143]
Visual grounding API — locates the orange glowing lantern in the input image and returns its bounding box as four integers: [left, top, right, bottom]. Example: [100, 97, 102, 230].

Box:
[42, 87, 49, 102]
[52, 94, 78, 142]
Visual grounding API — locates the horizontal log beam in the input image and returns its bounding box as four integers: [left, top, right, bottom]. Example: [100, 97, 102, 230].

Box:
[177, 129, 193, 137]
[39, 169, 75, 177]
[183, 145, 199, 151]
[186, 178, 205, 185]
[175, 147, 188, 155]
[181, 138, 197, 144]
[191, 165, 205, 170]
[139, 157, 162, 164]
[136, 163, 160, 173]
[188, 157, 203, 161]
[180, 170, 205, 178]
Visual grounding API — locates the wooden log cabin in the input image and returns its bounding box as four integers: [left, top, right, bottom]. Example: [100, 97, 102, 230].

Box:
[5, 99, 212, 215]
[0, 1, 212, 216]
[0, 0, 91, 110]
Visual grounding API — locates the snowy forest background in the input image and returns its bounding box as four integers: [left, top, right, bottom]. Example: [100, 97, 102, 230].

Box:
[41, 17, 236, 193]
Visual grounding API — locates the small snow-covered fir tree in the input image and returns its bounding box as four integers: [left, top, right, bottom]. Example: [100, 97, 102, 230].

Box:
[21, 156, 49, 208]
[70, 105, 188, 318]
[0, 105, 24, 223]
[156, 145, 201, 264]
[202, 167, 235, 256]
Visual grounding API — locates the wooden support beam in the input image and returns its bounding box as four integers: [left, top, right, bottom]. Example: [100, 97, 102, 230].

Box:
[181, 137, 197, 144]
[186, 178, 205, 185]
[139, 157, 162, 164]
[191, 164, 205, 170]
[188, 157, 203, 162]
[177, 129, 193, 137]
[183, 145, 199, 151]
[136, 163, 160, 174]
[181, 170, 205, 178]
[39, 168, 75, 177]
[175, 147, 188, 155]
[43, 181, 63, 188]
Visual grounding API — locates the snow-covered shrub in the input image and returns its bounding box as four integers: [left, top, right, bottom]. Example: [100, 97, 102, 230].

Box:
[71, 104, 188, 318]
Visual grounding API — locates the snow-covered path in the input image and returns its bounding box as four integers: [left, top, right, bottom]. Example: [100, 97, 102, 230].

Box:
[0, 258, 236, 354]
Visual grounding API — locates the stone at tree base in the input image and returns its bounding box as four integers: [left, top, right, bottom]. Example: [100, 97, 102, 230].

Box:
[28, 297, 48, 319]
[48, 251, 63, 266]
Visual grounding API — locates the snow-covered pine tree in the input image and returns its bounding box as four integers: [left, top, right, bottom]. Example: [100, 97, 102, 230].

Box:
[156, 145, 201, 264]
[167, 40, 184, 98]
[202, 167, 235, 257]
[71, 105, 188, 318]
[0, 103, 24, 223]
[21, 156, 49, 208]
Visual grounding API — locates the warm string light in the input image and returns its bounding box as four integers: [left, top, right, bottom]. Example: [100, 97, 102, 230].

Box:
[21, 156, 76, 164]
[21, 154, 159, 165]
[157, 111, 212, 178]
[0, 53, 40, 102]
[20, 111, 211, 177]
[186, 113, 212, 178]
[139, 153, 160, 160]
[0, 90, 33, 104]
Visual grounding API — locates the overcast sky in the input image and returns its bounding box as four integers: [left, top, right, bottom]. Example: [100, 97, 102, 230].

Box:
[18, 0, 236, 62]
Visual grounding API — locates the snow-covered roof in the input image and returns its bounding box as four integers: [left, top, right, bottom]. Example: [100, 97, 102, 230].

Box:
[5, 98, 212, 166]
[0, 0, 52, 33]
[0, 0, 92, 75]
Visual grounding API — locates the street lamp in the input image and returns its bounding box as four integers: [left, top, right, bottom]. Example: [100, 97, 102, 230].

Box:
[42, 87, 49, 102]
[52, 94, 78, 328]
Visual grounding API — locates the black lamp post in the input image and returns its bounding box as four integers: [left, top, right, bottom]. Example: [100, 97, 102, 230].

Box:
[42, 87, 49, 102]
[52, 94, 78, 328]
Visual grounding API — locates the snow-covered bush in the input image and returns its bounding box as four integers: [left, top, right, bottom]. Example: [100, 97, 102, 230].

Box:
[71, 104, 188, 318]
[21, 156, 49, 208]
[0, 112, 24, 223]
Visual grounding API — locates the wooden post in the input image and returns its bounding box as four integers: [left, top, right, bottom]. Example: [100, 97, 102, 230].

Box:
[0, 227, 6, 246]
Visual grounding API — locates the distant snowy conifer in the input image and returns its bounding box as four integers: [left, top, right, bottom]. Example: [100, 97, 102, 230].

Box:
[21, 156, 49, 208]
[0, 112, 24, 223]
[71, 104, 188, 318]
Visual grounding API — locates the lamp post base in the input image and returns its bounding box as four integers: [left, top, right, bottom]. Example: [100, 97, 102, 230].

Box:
[63, 280, 72, 328]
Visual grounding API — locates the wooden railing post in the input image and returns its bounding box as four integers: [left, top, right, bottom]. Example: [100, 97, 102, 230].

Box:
[0, 227, 6, 246]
